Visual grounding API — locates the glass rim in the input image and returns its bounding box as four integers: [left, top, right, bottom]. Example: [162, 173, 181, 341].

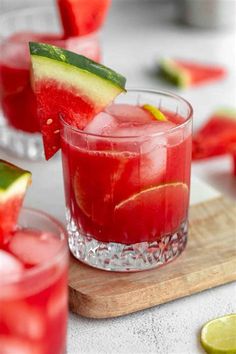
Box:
[0, 4, 100, 43]
[1, 207, 68, 286]
[60, 88, 193, 140]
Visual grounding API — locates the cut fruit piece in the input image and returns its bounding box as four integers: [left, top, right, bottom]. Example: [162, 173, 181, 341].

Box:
[142, 104, 167, 121]
[114, 183, 189, 244]
[57, 0, 111, 37]
[192, 108, 236, 160]
[0, 160, 31, 245]
[9, 229, 62, 266]
[159, 58, 226, 88]
[29, 42, 126, 159]
[200, 314, 236, 354]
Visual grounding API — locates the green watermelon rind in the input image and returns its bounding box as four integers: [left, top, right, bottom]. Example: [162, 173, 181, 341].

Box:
[29, 42, 126, 90]
[159, 58, 190, 88]
[0, 160, 31, 202]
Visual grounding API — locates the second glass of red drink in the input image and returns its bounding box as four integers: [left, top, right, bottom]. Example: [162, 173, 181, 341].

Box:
[0, 6, 101, 160]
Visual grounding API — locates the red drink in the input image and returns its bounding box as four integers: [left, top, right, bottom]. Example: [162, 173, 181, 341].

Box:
[0, 208, 68, 354]
[61, 90, 192, 271]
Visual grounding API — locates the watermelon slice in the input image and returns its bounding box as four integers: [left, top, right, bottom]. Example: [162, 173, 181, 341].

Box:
[29, 42, 126, 159]
[57, 0, 111, 37]
[0, 160, 31, 245]
[159, 58, 226, 88]
[192, 108, 236, 160]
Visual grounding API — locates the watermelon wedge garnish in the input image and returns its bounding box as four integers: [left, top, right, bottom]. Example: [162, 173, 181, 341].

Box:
[57, 0, 111, 37]
[0, 160, 31, 245]
[29, 42, 126, 159]
[192, 108, 236, 160]
[159, 58, 226, 88]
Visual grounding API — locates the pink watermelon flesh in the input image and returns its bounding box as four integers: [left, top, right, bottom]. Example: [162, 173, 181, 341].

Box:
[193, 111, 236, 160]
[0, 195, 26, 245]
[0, 160, 31, 246]
[175, 60, 226, 86]
[35, 79, 97, 160]
[57, 0, 111, 37]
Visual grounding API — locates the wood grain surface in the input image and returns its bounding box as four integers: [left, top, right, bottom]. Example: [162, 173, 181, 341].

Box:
[69, 196, 236, 319]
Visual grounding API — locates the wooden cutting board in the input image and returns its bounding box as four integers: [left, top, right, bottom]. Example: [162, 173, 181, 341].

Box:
[68, 196, 236, 318]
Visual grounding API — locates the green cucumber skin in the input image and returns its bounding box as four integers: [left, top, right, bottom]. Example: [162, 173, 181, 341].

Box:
[29, 42, 126, 90]
[0, 160, 31, 192]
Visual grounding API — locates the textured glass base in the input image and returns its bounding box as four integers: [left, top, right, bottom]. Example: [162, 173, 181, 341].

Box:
[0, 121, 44, 160]
[66, 211, 188, 272]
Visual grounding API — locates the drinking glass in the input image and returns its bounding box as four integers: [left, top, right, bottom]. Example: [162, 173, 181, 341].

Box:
[0, 5, 100, 160]
[0, 208, 68, 354]
[61, 89, 193, 272]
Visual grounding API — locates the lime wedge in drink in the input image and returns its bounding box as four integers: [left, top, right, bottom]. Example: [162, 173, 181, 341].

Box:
[142, 104, 167, 121]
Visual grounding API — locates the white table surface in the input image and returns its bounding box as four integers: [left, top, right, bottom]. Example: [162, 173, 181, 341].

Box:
[1, 1, 236, 353]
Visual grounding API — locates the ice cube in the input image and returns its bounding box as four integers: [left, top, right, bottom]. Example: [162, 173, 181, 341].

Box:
[2, 302, 45, 340]
[126, 121, 177, 187]
[167, 125, 185, 146]
[106, 104, 152, 124]
[0, 250, 23, 278]
[0, 335, 43, 354]
[104, 120, 176, 138]
[9, 229, 62, 266]
[84, 112, 118, 136]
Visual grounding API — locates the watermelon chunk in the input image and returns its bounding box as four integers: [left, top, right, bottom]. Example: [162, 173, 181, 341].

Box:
[0, 160, 31, 245]
[159, 58, 226, 88]
[29, 42, 126, 159]
[192, 108, 236, 160]
[57, 0, 111, 37]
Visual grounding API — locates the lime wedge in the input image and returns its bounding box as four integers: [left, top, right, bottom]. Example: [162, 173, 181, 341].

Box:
[142, 104, 167, 121]
[200, 314, 236, 354]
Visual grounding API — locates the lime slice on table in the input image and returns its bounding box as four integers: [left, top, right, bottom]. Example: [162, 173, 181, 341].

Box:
[201, 314, 236, 354]
[142, 104, 167, 121]
[29, 42, 126, 159]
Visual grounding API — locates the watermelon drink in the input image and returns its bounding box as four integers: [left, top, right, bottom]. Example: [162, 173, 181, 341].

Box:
[0, 208, 68, 354]
[61, 90, 193, 271]
[0, 6, 100, 160]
